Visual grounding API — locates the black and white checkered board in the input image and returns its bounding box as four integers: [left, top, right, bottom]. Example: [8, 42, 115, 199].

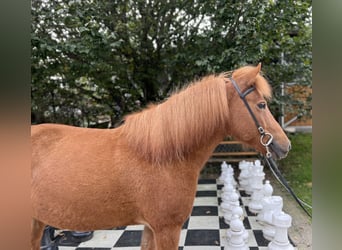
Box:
[53, 179, 295, 250]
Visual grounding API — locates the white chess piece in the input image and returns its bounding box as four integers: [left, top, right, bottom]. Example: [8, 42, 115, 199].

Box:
[258, 195, 283, 241]
[228, 206, 248, 244]
[223, 190, 240, 224]
[225, 214, 249, 250]
[248, 167, 265, 214]
[221, 183, 235, 214]
[245, 162, 254, 195]
[257, 180, 274, 224]
[263, 180, 274, 197]
[221, 183, 235, 203]
[268, 212, 294, 250]
[254, 159, 264, 172]
[223, 164, 237, 188]
[219, 161, 229, 184]
[238, 160, 249, 191]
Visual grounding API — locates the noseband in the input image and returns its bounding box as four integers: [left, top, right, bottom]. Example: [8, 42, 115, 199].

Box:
[229, 77, 273, 158]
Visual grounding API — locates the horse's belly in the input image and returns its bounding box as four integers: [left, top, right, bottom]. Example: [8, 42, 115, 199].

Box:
[32, 187, 141, 230]
[31, 168, 142, 230]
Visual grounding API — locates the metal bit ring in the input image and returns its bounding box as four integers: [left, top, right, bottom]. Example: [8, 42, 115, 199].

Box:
[260, 132, 273, 147]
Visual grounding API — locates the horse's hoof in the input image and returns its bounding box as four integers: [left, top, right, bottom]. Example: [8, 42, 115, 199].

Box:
[70, 231, 94, 243]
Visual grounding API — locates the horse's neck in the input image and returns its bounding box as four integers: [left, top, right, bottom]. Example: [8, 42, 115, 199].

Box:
[185, 132, 224, 172]
[120, 76, 229, 167]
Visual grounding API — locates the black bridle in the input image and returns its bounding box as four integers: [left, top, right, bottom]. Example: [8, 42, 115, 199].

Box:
[229, 77, 273, 158]
[230, 77, 312, 217]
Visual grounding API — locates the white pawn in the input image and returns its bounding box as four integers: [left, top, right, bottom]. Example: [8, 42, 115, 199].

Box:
[221, 183, 235, 202]
[263, 180, 274, 197]
[223, 190, 240, 224]
[224, 164, 237, 188]
[230, 164, 238, 188]
[254, 159, 264, 172]
[257, 180, 274, 224]
[225, 214, 248, 250]
[268, 212, 294, 250]
[221, 184, 236, 205]
[219, 161, 229, 184]
[221, 183, 235, 215]
[238, 160, 247, 174]
[227, 206, 248, 244]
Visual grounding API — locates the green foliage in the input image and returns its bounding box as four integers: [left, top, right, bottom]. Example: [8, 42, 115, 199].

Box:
[31, 0, 312, 127]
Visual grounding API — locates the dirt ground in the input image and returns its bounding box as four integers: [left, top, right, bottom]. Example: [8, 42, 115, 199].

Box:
[267, 170, 312, 249]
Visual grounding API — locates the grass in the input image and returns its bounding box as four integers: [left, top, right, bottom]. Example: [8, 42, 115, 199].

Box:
[277, 132, 312, 215]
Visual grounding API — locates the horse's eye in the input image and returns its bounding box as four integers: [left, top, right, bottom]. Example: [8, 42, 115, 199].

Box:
[257, 102, 266, 109]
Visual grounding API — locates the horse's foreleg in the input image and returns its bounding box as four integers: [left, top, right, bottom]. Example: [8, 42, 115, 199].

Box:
[31, 218, 45, 250]
[153, 225, 182, 250]
[141, 225, 156, 250]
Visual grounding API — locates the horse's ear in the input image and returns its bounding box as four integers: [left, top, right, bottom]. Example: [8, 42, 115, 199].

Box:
[248, 63, 262, 81]
[231, 63, 262, 85]
[256, 62, 262, 73]
[244, 63, 261, 82]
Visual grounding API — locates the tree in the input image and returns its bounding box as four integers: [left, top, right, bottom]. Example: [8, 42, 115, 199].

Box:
[31, 0, 312, 127]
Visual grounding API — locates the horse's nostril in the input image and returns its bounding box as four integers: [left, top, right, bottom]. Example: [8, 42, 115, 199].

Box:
[288, 143, 292, 151]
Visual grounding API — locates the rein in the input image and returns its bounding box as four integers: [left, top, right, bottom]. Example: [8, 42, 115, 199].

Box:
[229, 77, 312, 218]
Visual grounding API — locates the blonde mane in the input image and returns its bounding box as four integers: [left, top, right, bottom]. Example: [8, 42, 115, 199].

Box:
[121, 74, 230, 165]
[121, 65, 273, 165]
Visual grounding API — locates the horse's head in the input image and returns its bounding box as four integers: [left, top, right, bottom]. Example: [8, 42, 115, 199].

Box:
[226, 63, 291, 160]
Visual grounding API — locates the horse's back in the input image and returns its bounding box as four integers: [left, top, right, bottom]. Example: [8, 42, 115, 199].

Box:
[31, 123, 126, 178]
[31, 124, 102, 168]
[31, 123, 115, 154]
[31, 123, 64, 142]
[32, 123, 95, 141]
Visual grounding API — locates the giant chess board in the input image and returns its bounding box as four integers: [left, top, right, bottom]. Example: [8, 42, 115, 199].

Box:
[52, 178, 296, 250]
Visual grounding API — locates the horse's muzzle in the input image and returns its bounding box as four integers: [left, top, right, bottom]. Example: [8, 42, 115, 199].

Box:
[269, 141, 291, 160]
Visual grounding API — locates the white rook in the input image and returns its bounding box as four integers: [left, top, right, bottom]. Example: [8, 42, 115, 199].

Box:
[258, 195, 283, 240]
[268, 212, 294, 250]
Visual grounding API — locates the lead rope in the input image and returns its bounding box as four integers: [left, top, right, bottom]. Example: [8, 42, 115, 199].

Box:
[264, 156, 312, 218]
[257, 116, 312, 217]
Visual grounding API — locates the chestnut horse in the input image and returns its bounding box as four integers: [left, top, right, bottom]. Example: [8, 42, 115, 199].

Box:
[31, 64, 291, 250]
